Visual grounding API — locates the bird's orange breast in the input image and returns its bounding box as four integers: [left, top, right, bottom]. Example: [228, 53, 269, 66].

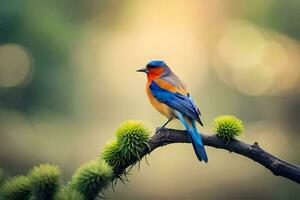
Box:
[146, 82, 173, 119]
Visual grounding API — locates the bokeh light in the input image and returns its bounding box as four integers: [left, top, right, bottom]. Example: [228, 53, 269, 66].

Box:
[218, 21, 266, 69]
[214, 20, 300, 96]
[1, 1, 300, 199]
[0, 44, 33, 88]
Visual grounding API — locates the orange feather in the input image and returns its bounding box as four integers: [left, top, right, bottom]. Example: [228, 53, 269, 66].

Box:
[154, 79, 187, 95]
[146, 82, 174, 119]
[146, 67, 165, 82]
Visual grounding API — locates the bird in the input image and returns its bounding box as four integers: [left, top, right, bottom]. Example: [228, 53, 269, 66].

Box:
[137, 60, 208, 162]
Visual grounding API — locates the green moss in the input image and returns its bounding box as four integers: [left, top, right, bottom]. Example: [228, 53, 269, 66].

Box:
[54, 187, 84, 200]
[0, 175, 31, 200]
[69, 159, 113, 200]
[213, 115, 244, 140]
[102, 120, 150, 175]
[28, 164, 62, 200]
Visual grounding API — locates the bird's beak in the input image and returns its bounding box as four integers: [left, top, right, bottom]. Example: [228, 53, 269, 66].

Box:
[136, 68, 148, 73]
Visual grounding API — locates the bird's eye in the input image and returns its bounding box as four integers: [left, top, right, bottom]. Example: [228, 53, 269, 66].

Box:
[147, 65, 156, 69]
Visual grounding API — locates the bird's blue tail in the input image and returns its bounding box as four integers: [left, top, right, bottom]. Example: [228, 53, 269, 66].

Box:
[189, 121, 208, 162]
[176, 112, 208, 163]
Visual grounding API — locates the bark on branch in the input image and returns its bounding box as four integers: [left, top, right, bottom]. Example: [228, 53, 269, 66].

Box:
[121, 128, 300, 184]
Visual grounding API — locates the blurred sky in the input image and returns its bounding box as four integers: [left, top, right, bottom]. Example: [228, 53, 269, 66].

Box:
[0, 0, 300, 199]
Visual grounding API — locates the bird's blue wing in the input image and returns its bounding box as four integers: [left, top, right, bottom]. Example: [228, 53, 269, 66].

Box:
[187, 93, 201, 116]
[149, 81, 200, 121]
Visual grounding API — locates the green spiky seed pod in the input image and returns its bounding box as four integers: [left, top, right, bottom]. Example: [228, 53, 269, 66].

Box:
[102, 140, 125, 174]
[213, 115, 244, 140]
[69, 159, 113, 200]
[115, 120, 150, 143]
[54, 188, 84, 200]
[102, 120, 150, 175]
[0, 175, 31, 200]
[116, 120, 150, 161]
[28, 164, 62, 200]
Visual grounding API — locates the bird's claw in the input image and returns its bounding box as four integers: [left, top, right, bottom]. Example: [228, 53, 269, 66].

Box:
[155, 127, 167, 134]
[226, 140, 230, 146]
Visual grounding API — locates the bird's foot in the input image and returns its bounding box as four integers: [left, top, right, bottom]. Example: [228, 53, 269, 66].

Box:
[155, 126, 168, 134]
[225, 140, 231, 146]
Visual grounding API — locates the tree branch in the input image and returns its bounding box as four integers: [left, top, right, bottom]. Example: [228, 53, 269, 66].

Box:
[121, 128, 300, 184]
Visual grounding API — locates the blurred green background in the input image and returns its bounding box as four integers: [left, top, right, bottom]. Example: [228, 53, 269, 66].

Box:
[0, 0, 300, 199]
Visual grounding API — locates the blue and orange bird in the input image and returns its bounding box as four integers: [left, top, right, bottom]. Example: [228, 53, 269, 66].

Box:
[137, 61, 208, 162]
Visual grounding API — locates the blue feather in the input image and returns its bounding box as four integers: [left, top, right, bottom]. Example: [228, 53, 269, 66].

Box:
[176, 112, 208, 162]
[149, 81, 200, 121]
[149, 80, 208, 162]
[147, 60, 165, 67]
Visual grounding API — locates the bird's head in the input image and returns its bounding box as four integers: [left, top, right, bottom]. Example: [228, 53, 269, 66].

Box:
[137, 60, 170, 81]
